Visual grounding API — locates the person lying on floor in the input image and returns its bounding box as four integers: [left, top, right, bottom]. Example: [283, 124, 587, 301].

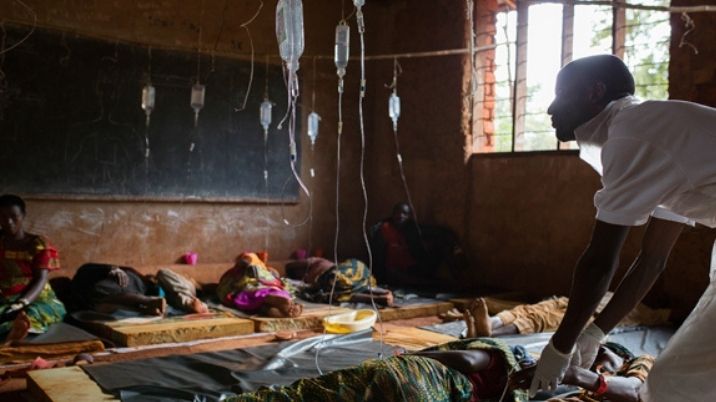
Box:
[369, 202, 467, 289]
[217, 252, 302, 318]
[71, 263, 208, 316]
[0, 194, 67, 344]
[461, 295, 671, 338]
[285, 257, 394, 306]
[230, 338, 651, 402]
[511, 342, 654, 402]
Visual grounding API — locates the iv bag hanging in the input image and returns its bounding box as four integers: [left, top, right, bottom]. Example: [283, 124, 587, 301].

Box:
[389, 92, 401, 130]
[190, 83, 205, 127]
[334, 23, 350, 78]
[260, 99, 273, 135]
[276, 0, 305, 73]
[307, 111, 321, 146]
[141, 84, 156, 127]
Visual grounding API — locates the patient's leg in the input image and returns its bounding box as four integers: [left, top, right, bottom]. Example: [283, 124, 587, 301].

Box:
[262, 295, 303, 318]
[95, 294, 166, 316]
[4, 311, 31, 345]
[470, 298, 493, 337]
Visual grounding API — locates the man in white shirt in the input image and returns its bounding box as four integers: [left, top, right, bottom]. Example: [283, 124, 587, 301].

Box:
[528, 54, 716, 401]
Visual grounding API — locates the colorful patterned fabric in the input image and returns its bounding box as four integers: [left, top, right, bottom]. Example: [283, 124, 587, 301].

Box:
[217, 253, 292, 313]
[423, 337, 529, 402]
[0, 285, 66, 335]
[0, 235, 65, 334]
[229, 354, 474, 402]
[300, 259, 377, 303]
[0, 235, 60, 296]
[496, 297, 570, 334]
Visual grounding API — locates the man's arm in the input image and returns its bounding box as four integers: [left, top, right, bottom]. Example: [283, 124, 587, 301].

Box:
[593, 217, 683, 333]
[552, 220, 630, 353]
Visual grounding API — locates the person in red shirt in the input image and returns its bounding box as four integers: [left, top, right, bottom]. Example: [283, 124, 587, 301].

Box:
[0, 194, 66, 344]
[370, 202, 468, 288]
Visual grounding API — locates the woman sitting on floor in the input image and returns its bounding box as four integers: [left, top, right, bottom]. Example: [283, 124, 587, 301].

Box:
[0, 194, 67, 344]
[217, 252, 302, 318]
[71, 263, 208, 316]
[230, 338, 652, 402]
[285, 257, 394, 306]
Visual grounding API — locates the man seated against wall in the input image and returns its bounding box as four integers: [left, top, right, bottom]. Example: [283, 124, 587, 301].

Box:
[71, 263, 208, 316]
[369, 202, 467, 289]
[460, 296, 672, 338]
[285, 257, 394, 307]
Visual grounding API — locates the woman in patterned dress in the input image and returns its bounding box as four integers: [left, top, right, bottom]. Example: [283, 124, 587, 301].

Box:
[0, 194, 66, 344]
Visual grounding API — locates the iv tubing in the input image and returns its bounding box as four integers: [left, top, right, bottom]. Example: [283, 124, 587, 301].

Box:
[235, 0, 264, 111]
[313, 73, 344, 378]
[356, 6, 385, 360]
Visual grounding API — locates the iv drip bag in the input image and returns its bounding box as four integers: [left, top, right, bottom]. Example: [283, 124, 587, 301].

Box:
[307, 111, 321, 146]
[190, 83, 205, 126]
[141, 84, 156, 125]
[389, 92, 401, 130]
[334, 23, 350, 78]
[260, 99, 273, 134]
[353, 0, 365, 7]
[276, 0, 305, 73]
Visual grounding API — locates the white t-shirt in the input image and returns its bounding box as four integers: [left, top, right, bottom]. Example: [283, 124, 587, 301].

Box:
[574, 96, 716, 228]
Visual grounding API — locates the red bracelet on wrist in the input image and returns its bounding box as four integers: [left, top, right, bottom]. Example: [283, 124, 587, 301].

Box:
[593, 374, 609, 396]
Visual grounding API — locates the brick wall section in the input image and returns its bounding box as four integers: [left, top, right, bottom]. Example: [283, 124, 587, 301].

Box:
[473, 0, 500, 151]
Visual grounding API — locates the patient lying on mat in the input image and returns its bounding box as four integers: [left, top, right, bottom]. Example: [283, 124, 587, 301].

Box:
[71, 263, 208, 316]
[285, 257, 394, 306]
[217, 252, 302, 318]
[461, 295, 671, 338]
[231, 339, 651, 402]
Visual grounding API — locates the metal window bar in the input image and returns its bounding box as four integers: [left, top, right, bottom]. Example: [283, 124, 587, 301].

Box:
[483, 0, 670, 154]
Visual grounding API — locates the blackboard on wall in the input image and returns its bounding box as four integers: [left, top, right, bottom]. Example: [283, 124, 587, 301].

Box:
[0, 25, 300, 201]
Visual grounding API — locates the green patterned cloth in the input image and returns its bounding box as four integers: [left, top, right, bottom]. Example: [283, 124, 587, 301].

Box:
[230, 337, 530, 402]
[229, 354, 473, 402]
[0, 284, 66, 335]
[300, 259, 376, 304]
[423, 337, 530, 402]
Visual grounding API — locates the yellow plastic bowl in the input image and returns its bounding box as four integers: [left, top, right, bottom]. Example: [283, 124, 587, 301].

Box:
[322, 309, 378, 334]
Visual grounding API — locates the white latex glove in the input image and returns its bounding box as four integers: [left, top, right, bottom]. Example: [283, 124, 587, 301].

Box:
[529, 338, 573, 397]
[571, 322, 607, 369]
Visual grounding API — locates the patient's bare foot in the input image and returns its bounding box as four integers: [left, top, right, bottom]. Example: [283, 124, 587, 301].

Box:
[189, 297, 209, 314]
[463, 308, 476, 338]
[285, 302, 303, 318]
[5, 311, 31, 344]
[383, 292, 394, 307]
[470, 298, 492, 337]
[265, 307, 284, 318]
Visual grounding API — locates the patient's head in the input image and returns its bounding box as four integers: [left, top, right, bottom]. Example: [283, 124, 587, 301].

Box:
[592, 342, 634, 374]
[390, 202, 411, 227]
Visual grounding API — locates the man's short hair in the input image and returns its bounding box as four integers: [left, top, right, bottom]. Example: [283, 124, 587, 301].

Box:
[392, 202, 410, 214]
[0, 194, 26, 215]
[564, 54, 635, 102]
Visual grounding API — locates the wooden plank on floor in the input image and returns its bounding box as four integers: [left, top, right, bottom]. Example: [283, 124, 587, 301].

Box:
[375, 323, 457, 351]
[85, 314, 254, 347]
[249, 305, 353, 332]
[27, 366, 117, 402]
[379, 301, 454, 321]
